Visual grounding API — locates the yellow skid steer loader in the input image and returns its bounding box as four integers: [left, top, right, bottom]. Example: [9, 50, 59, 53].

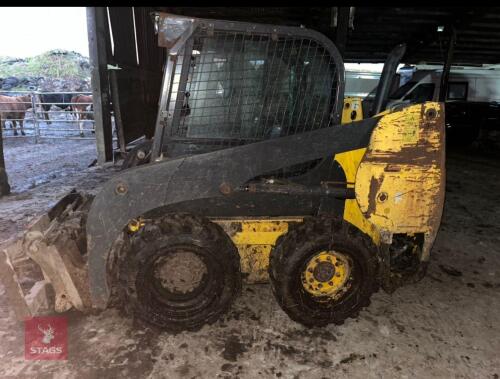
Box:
[0, 13, 445, 331]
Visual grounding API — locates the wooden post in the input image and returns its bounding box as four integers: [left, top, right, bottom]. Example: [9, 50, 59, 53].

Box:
[335, 7, 350, 58]
[0, 115, 10, 197]
[109, 69, 126, 156]
[87, 7, 113, 164]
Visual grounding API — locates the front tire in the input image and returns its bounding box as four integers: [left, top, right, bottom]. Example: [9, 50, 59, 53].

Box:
[117, 213, 241, 331]
[269, 217, 379, 327]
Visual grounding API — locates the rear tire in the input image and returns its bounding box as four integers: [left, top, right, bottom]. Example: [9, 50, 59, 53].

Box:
[117, 213, 241, 331]
[269, 216, 379, 327]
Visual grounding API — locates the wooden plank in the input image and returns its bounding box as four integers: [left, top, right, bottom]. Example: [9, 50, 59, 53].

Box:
[335, 7, 350, 58]
[136, 7, 165, 139]
[108, 7, 164, 144]
[0, 115, 10, 197]
[103, 7, 114, 63]
[108, 7, 137, 66]
[87, 7, 113, 164]
[109, 70, 126, 155]
[106, 6, 139, 144]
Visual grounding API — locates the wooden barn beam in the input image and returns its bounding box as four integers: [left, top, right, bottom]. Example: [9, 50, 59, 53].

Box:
[334, 7, 351, 57]
[87, 7, 113, 164]
[0, 116, 10, 197]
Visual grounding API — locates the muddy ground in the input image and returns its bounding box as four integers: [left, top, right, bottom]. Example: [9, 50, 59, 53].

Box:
[0, 137, 499, 379]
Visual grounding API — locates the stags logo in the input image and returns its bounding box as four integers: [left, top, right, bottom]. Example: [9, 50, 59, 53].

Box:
[25, 316, 67, 360]
[39, 324, 55, 344]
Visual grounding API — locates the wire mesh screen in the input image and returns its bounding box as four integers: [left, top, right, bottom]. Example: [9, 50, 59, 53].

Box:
[162, 28, 341, 154]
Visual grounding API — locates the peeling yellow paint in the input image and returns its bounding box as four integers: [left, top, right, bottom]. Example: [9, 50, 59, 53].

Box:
[214, 218, 302, 283]
[336, 97, 381, 245]
[208, 102, 445, 284]
[355, 102, 445, 241]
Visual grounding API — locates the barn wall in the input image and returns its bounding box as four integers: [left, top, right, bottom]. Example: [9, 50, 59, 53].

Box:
[0, 118, 10, 196]
[87, 7, 113, 164]
[105, 7, 166, 145]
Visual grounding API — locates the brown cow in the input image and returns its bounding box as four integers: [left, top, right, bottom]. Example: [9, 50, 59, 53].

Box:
[0, 95, 32, 136]
[71, 94, 93, 137]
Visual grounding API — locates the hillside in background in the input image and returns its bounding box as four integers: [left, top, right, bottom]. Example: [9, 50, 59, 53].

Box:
[0, 49, 91, 92]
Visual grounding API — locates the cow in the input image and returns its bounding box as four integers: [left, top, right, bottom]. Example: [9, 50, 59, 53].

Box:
[39, 93, 73, 125]
[0, 94, 32, 136]
[71, 94, 94, 137]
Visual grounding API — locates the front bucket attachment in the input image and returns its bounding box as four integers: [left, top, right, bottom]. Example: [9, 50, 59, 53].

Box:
[0, 190, 94, 320]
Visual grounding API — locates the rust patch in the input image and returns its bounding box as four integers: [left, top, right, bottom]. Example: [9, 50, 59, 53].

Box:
[355, 102, 446, 253]
[365, 174, 384, 218]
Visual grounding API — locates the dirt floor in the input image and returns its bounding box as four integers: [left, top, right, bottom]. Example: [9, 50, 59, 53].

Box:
[0, 138, 499, 379]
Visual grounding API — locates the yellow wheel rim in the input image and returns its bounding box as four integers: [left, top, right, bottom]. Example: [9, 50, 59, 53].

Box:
[301, 250, 352, 299]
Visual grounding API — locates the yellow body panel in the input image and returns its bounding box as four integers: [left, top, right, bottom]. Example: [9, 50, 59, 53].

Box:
[355, 102, 445, 255]
[211, 98, 375, 283]
[335, 149, 381, 245]
[127, 101, 443, 286]
[209, 101, 445, 282]
[336, 97, 381, 245]
[355, 103, 444, 230]
[213, 218, 303, 283]
[342, 97, 364, 123]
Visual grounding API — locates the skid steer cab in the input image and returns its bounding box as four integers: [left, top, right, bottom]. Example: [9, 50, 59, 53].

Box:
[1, 13, 445, 331]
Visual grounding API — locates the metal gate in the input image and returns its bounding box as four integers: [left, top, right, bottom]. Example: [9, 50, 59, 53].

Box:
[0, 91, 94, 141]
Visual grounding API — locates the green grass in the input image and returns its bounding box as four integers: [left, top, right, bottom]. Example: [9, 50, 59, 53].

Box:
[0, 50, 90, 80]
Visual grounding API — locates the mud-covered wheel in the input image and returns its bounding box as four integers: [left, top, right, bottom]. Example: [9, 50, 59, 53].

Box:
[269, 217, 379, 327]
[117, 213, 241, 331]
[121, 139, 152, 170]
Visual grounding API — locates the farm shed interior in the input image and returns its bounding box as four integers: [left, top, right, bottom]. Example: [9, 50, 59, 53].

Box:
[85, 6, 500, 165]
[1, 7, 500, 378]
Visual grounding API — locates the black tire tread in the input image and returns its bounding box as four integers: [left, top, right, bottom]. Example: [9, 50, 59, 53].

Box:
[116, 213, 241, 332]
[268, 216, 379, 327]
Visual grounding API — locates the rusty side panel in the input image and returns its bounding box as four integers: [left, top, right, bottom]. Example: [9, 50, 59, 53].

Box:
[355, 102, 446, 259]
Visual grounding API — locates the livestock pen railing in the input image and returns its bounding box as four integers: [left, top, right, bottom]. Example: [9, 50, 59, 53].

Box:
[0, 91, 95, 141]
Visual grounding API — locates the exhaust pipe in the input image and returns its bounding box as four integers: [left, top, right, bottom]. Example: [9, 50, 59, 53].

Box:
[371, 43, 407, 116]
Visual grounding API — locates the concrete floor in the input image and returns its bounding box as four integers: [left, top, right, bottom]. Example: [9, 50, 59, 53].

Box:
[0, 138, 499, 379]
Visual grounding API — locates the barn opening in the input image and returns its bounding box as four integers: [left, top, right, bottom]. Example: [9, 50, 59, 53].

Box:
[0, 7, 96, 195]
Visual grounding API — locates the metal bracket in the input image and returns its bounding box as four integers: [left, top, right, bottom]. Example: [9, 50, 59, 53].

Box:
[169, 21, 198, 56]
